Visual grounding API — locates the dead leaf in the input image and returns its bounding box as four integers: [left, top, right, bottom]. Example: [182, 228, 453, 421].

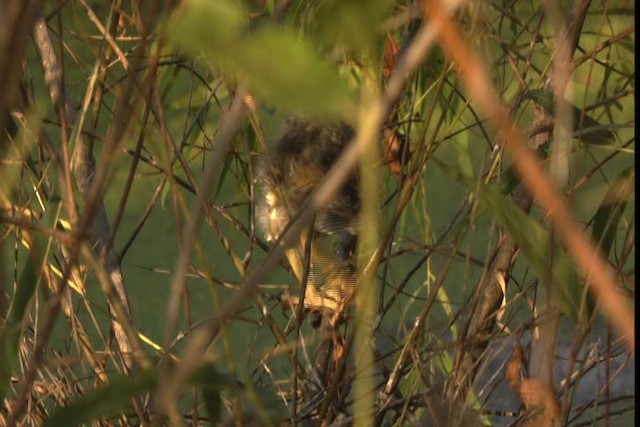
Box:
[382, 127, 409, 182]
[507, 342, 524, 391]
[518, 378, 561, 427]
[382, 31, 399, 81]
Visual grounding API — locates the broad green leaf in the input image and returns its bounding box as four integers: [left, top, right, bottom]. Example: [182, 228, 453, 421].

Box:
[234, 25, 354, 119]
[168, 0, 248, 57]
[168, 0, 354, 120]
[476, 184, 547, 273]
[591, 166, 634, 256]
[198, 365, 225, 424]
[265, 0, 275, 16]
[435, 157, 589, 320]
[524, 89, 615, 145]
[0, 107, 44, 208]
[476, 184, 589, 320]
[551, 249, 594, 320]
[0, 233, 47, 401]
[500, 139, 552, 195]
[0, 108, 51, 400]
[316, 0, 393, 60]
[44, 364, 239, 427]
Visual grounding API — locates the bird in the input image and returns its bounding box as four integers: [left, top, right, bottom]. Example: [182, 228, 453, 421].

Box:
[258, 119, 364, 405]
[258, 118, 359, 258]
[257, 118, 359, 312]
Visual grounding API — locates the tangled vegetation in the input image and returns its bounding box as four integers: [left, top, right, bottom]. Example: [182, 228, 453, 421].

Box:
[0, 0, 634, 426]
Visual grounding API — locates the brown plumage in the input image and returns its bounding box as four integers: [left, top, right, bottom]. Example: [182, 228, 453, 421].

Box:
[259, 119, 359, 385]
[258, 118, 359, 251]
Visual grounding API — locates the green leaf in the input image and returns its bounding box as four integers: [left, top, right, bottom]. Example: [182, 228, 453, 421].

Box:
[0, 216, 53, 401]
[316, 0, 393, 60]
[476, 184, 589, 320]
[265, 0, 275, 16]
[236, 25, 354, 118]
[168, 0, 354, 120]
[0, 241, 44, 400]
[452, 134, 474, 179]
[200, 375, 223, 424]
[477, 184, 546, 271]
[552, 250, 594, 320]
[44, 364, 240, 427]
[524, 89, 615, 145]
[500, 140, 552, 195]
[43, 370, 157, 427]
[591, 166, 634, 256]
[433, 157, 587, 318]
[168, 0, 248, 56]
